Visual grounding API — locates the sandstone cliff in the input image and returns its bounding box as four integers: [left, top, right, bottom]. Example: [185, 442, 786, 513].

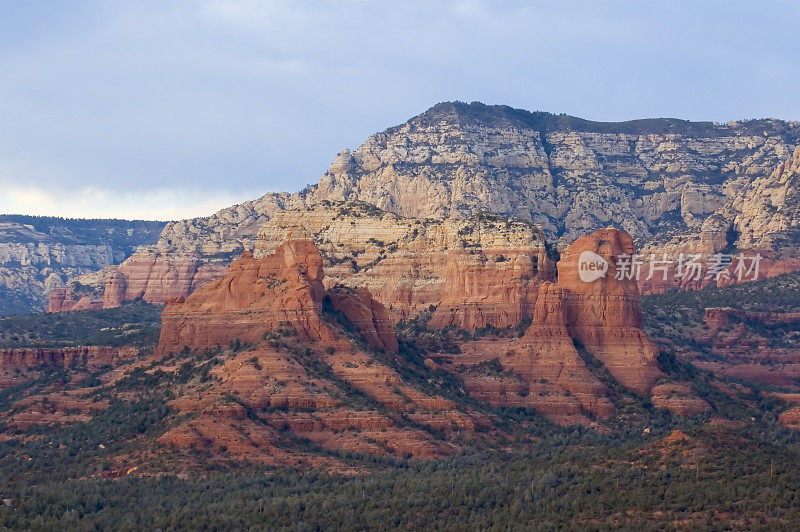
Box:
[0, 345, 138, 372]
[0, 216, 165, 315]
[256, 202, 554, 328]
[435, 228, 706, 423]
[60, 202, 556, 329]
[157, 238, 399, 356]
[558, 228, 664, 394]
[154, 238, 489, 461]
[48, 102, 800, 310]
[157, 240, 332, 354]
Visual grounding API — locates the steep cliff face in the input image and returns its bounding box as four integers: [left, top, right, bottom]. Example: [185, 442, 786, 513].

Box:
[48, 102, 800, 310]
[157, 237, 400, 358]
[0, 216, 165, 315]
[156, 240, 332, 355]
[257, 203, 554, 328]
[436, 228, 705, 423]
[721, 145, 800, 250]
[46, 249, 230, 312]
[326, 286, 399, 354]
[131, 102, 800, 259]
[0, 345, 138, 372]
[557, 228, 664, 394]
[65, 202, 555, 327]
[636, 145, 800, 294]
[154, 238, 487, 461]
[439, 281, 615, 427]
[306, 102, 800, 243]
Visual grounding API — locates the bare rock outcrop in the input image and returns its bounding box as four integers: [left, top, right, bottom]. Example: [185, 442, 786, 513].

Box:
[156, 237, 400, 358]
[557, 228, 664, 394]
[156, 239, 332, 355]
[326, 286, 398, 354]
[0, 217, 164, 315]
[49, 102, 800, 312]
[0, 345, 138, 372]
[256, 203, 554, 329]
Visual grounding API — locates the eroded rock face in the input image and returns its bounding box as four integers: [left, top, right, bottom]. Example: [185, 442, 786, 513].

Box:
[637, 146, 800, 294]
[778, 407, 800, 429]
[724, 145, 800, 251]
[156, 237, 400, 358]
[47, 249, 230, 313]
[50, 102, 800, 312]
[326, 286, 398, 354]
[306, 103, 800, 243]
[692, 307, 800, 388]
[557, 228, 664, 394]
[0, 217, 165, 315]
[156, 240, 332, 355]
[0, 346, 138, 372]
[153, 239, 487, 461]
[650, 383, 711, 415]
[256, 203, 553, 329]
[442, 281, 615, 427]
[51, 203, 554, 325]
[438, 228, 702, 423]
[153, 227, 702, 434]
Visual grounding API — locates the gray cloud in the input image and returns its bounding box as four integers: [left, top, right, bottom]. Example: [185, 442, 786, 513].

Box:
[1, 0, 798, 219]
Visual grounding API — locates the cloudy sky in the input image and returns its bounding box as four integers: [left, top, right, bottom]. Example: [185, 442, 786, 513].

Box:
[1, 0, 799, 221]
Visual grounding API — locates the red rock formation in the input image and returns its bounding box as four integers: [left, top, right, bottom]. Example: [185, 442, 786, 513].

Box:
[326, 286, 398, 354]
[429, 249, 544, 330]
[156, 238, 401, 357]
[557, 228, 663, 395]
[650, 383, 711, 415]
[692, 307, 800, 387]
[0, 346, 138, 372]
[156, 240, 332, 355]
[637, 252, 800, 295]
[46, 288, 104, 313]
[436, 281, 614, 427]
[704, 307, 800, 331]
[433, 228, 708, 424]
[153, 237, 477, 461]
[153, 228, 700, 433]
[47, 251, 230, 313]
[46, 288, 67, 313]
[105, 250, 228, 307]
[102, 271, 127, 308]
[518, 282, 616, 419]
[778, 407, 800, 429]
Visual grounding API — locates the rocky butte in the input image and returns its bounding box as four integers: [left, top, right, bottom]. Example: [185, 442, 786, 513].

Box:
[155, 238, 487, 460]
[156, 228, 708, 432]
[157, 237, 399, 356]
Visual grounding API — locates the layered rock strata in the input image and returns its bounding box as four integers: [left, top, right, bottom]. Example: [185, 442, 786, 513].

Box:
[52, 102, 800, 311]
[436, 228, 706, 423]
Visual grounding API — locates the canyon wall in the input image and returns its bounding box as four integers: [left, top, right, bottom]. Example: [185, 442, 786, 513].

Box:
[0, 216, 165, 315]
[47, 102, 800, 310]
[157, 229, 706, 428]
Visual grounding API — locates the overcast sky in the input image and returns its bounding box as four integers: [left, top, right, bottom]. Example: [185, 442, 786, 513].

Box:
[1, 0, 799, 221]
